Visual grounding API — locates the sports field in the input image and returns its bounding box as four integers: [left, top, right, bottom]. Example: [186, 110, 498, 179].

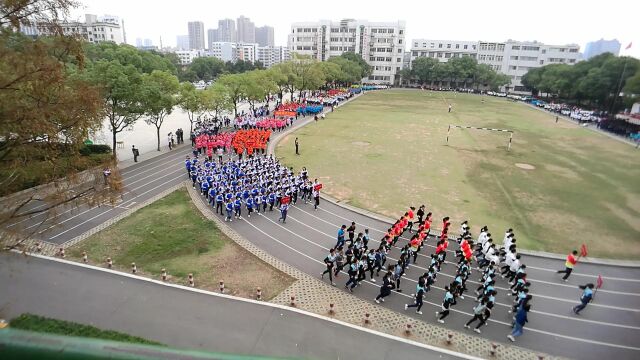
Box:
[276, 89, 640, 259]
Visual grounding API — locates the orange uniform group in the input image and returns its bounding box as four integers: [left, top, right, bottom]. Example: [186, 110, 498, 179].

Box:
[230, 129, 272, 156]
[383, 207, 432, 251]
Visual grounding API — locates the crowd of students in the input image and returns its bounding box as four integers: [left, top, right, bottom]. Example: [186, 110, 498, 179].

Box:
[320, 207, 536, 341]
[186, 153, 322, 225]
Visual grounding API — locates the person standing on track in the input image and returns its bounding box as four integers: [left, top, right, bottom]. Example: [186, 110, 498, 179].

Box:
[278, 202, 289, 223]
[573, 283, 594, 315]
[312, 178, 320, 210]
[557, 250, 579, 281]
[295, 137, 299, 155]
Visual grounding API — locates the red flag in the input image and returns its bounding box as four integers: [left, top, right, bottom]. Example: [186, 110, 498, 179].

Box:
[596, 275, 603, 289]
[626, 42, 632, 50]
[313, 183, 323, 191]
[580, 244, 588, 257]
[281, 196, 291, 205]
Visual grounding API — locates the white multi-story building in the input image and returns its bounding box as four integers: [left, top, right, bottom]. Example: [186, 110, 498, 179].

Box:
[410, 39, 478, 63]
[209, 42, 236, 62]
[236, 43, 258, 63]
[257, 46, 290, 67]
[288, 19, 406, 85]
[22, 14, 124, 44]
[409, 39, 581, 92]
[174, 50, 200, 65]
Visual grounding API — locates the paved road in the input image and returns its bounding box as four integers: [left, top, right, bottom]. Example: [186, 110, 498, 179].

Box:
[0, 252, 472, 360]
[5, 94, 640, 359]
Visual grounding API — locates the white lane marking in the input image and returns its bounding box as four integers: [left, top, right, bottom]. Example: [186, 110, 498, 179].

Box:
[7, 150, 186, 231]
[281, 212, 640, 327]
[36, 167, 185, 234]
[47, 170, 184, 240]
[312, 205, 640, 293]
[291, 206, 640, 311]
[237, 216, 640, 351]
[11, 251, 485, 360]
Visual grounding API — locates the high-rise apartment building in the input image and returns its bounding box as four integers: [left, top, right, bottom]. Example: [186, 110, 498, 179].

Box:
[207, 29, 218, 50]
[188, 21, 205, 50]
[288, 19, 406, 85]
[176, 35, 190, 50]
[255, 26, 274, 47]
[217, 19, 236, 42]
[237, 16, 255, 44]
[583, 39, 621, 59]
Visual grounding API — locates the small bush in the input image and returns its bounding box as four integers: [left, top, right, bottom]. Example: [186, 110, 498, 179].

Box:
[80, 144, 112, 155]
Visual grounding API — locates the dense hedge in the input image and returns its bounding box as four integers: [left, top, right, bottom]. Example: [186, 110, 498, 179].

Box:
[80, 144, 112, 155]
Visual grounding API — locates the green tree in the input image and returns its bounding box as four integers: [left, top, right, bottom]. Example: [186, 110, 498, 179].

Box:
[201, 83, 233, 118]
[315, 61, 342, 87]
[177, 82, 203, 132]
[472, 64, 496, 90]
[86, 59, 144, 157]
[188, 57, 225, 81]
[243, 70, 277, 112]
[340, 52, 372, 79]
[217, 73, 246, 117]
[623, 70, 640, 95]
[448, 56, 477, 88]
[1, 0, 118, 249]
[411, 57, 439, 85]
[140, 71, 180, 151]
[328, 57, 362, 85]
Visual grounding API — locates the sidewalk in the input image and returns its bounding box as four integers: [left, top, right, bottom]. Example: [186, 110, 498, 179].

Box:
[0, 252, 472, 360]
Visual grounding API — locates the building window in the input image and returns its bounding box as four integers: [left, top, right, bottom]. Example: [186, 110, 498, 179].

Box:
[398, 49, 402, 53]
[445, 53, 451, 58]
[397, 57, 401, 62]
[541, 49, 546, 54]
[569, 59, 576, 63]
[412, 51, 418, 56]
[510, 56, 519, 60]
[512, 45, 520, 50]
[569, 48, 578, 53]
[399, 30, 403, 34]
[438, 43, 443, 48]
[398, 39, 402, 44]
[463, 44, 468, 49]
[510, 65, 517, 70]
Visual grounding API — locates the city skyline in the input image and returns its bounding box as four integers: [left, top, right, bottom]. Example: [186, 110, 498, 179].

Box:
[70, 0, 638, 58]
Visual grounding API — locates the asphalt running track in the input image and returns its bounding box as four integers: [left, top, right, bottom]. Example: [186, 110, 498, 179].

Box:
[0, 252, 473, 360]
[5, 118, 640, 359]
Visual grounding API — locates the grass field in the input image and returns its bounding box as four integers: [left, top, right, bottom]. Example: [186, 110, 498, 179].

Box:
[9, 313, 161, 345]
[68, 189, 295, 299]
[276, 90, 640, 259]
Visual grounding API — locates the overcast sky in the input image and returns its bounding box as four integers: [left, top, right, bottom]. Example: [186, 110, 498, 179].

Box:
[72, 0, 638, 58]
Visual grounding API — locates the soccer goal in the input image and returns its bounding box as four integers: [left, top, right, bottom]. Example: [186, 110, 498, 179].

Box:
[446, 124, 514, 151]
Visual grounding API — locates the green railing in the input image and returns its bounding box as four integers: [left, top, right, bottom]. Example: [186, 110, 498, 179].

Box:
[0, 328, 291, 360]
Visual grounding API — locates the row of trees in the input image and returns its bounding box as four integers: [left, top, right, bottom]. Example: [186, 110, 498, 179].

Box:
[521, 53, 640, 111]
[80, 42, 372, 155]
[402, 56, 511, 90]
[177, 57, 266, 82]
